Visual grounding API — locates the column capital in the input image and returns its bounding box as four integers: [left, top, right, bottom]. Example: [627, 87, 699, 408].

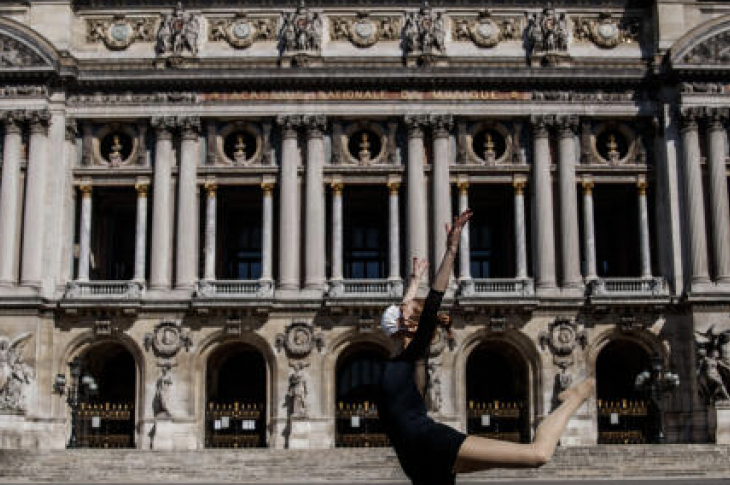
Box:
[679, 107, 701, 133]
[556, 115, 579, 138]
[179, 116, 202, 140]
[27, 109, 51, 135]
[387, 181, 401, 194]
[303, 115, 327, 138]
[330, 181, 344, 194]
[582, 179, 594, 194]
[79, 183, 93, 197]
[276, 115, 303, 139]
[151, 116, 177, 139]
[512, 180, 526, 195]
[204, 181, 217, 197]
[261, 181, 276, 195]
[457, 181, 470, 194]
[404, 114, 427, 139]
[704, 107, 730, 132]
[135, 181, 149, 196]
[530, 115, 553, 138]
[429, 114, 453, 138]
[2, 111, 24, 134]
[637, 179, 648, 195]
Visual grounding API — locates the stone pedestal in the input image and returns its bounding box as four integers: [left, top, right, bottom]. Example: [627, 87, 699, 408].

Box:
[145, 419, 198, 450]
[710, 401, 730, 444]
[286, 417, 312, 449]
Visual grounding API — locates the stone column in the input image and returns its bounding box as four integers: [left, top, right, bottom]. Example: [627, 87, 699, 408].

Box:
[513, 179, 528, 280]
[431, 115, 453, 263]
[680, 109, 710, 286]
[77, 184, 93, 282]
[405, 116, 429, 263]
[21, 110, 52, 287]
[457, 181, 472, 288]
[557, 116, 582, 289]
[277, 116, 301, 290]
[304, 116, 327, 291]
[387, 180, 401, 285]
[582, 179, 597, 281]
[331, 182, 344, 288]
[0, 112, 23, 286]
[175, 117, 201, 289]
[531, 117, 557, 290]
[706, 109, 730, 283]
[260, 181, 275, 286]
[203, 182, 217, 281]
[149, 118, 176, 290]
[134, 182, 149, 282]
[637, 179, 652, 279]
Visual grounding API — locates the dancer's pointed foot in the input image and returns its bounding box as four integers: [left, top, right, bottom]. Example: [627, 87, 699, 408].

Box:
[558, 378, 595, 404]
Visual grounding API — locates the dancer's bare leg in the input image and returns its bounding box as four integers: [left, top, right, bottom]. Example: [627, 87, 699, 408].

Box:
[453, 378, 595, 473]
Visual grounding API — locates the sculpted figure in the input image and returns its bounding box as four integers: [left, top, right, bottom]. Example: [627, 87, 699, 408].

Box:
[0, 332, 33, 412]
[695, 326, 730, 404]
[286, 361, 309, 417]
[153, 364, 174, 418]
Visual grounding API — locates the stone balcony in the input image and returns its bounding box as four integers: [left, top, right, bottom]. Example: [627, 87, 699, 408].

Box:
[194, 280, 274, 299]
[587, 277, 670, 304]
[325, 278, 403, 305]
[460, 278, 535, 298]
[63, 280, 144, 300]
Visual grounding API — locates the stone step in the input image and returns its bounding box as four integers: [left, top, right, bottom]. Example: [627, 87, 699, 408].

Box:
[1, 446, 729, 483]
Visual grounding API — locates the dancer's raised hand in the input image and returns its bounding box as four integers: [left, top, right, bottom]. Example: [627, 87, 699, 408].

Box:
[445, 209, 473, 252]
[411, 257, 429, 280]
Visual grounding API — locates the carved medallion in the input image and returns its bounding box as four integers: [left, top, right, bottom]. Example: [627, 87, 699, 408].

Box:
[573, 14, 641, 49]
[539, 318, 587, 369]
[452, 14, 518, 49]
[209, 15, 278, 49]
[330, 15, 400, 48]
[86, 16, 155, 50]
[275, 322, 324, 358]
[144, 321, 192, 358]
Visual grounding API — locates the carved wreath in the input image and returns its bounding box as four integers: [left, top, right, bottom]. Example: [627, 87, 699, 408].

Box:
[275, 322, 323, 358]
[144, 321, 192, 358]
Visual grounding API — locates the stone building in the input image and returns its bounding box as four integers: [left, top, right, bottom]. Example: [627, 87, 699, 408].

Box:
[0, 0, 730, 451]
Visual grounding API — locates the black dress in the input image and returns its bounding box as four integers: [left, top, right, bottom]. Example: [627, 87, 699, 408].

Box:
[378, 289, 467, 485]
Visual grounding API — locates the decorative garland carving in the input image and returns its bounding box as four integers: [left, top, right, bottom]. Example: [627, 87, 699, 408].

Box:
[209, 14, 278, 49]
[573, 13, 641, 49]
[452, 12, 521, 48]
[330, 14, 400, 48]
[86, 15, 156, 50]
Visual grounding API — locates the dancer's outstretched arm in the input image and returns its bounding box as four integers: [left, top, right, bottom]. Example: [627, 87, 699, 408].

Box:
[432, 210, 472, 292]
[403, 257, 428, 303]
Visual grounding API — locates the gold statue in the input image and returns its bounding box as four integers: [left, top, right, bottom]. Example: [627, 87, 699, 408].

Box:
[358, 132, 371, 164]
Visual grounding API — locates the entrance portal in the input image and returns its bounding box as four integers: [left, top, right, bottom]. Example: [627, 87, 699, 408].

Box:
[466, 341, 530, 443]
[73, 342, 136, 448]
[335, 344, 389, 447]
[205, 343, 267, 448]
[596, 339, 652, 444]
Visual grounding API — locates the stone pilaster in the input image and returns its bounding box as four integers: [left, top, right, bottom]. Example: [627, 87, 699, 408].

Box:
[203, 181, 217, 281]
[680, 108, 710, 287]
[457, 180, 473, 292]
[513, 178, 528, 280]
[304, 115, 327, 292]
[430, 115, 453, 264]
[557, 115, 582, 289]
[0, 112, 23, 286]
[330, 182, 344, 288]
[77, 183, 93, 282]
[637, 178, 652, 278]
[149, 117, 176, 290]
[705, 108, 730, 283]
[404, 115, 429, 265]
[260, 181, 275, 285]
[387, 180, 402, 287]
[581, 179, 597, 281]
[134, 181, 149, 282]
[531, 116, 557, 291]
[21, 110, 52, 287]
[276, 115, 302, 291]
[175, 117, 201, 289]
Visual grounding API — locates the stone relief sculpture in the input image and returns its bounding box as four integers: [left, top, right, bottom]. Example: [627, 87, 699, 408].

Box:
[539, 318, 587, 392]
[403, 3, 446, 57]
[681, 30, 730, 65]
[152, 363, 174, 418]
[0, 34, 45, 68]
[573, 13, 641, 49]
[0, 332, 34, 412]
[695, 326, 730, 404]
[86, 15, 156, 50]
[280, 3, 323, 54]
[285, 361, 309, 418]
[144, 320, 192, 359]
[209, 14, 278, 49]
[452, 12, 520, 48]
[330, 14, 401, 48]
[275, 322, 324, 358]
[526, 8, 569, 66]
[426, 360, 443, 412]
[156, 3, 200, 57]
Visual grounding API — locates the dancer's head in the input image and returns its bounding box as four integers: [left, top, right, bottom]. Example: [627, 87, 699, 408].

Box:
[381, 299, 451, 347]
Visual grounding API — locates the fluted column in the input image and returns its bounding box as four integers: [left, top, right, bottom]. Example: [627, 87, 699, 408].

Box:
[277, 116, 301, 290]
[387, 181, 401, 285]
[405, 116, 429, 264]
[134, 182, 149, 282]
[431, 115, 453, 263]
[531, 117, 557, 290]
[582, 179, 597, 281]
[77, 184, 93, 282]
[706, 109, 730, 283]
[260, 181, 275, 285]
[637, 179, 652, 278]
[21, 110, 51, 287]
[457, 181, 472, 288]
[203, 182, 217, 281]
[149, 118, 175, 290]
[175, 117, 201, 289]
[680, 109, 710, 286]
[304, 115, 327, 291]
[513, 179, 528, 280]
[557, 116, 581, 289]
[331, 182, 344, 286]
[0, 112, 23, 286]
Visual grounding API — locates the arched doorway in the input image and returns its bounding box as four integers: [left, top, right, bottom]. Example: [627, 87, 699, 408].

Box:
[73, 342, 136, 448]
[205, 343, 267, 448]
[335, 343, 389, 447]
[466, 341, 530, 443]
[596, 339, 652, 444]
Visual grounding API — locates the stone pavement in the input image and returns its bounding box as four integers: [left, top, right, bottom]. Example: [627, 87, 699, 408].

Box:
[0, 446, 729, 483]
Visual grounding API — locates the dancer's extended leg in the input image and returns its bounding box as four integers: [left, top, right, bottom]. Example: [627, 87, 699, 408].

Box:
[452, 378, 595, 473]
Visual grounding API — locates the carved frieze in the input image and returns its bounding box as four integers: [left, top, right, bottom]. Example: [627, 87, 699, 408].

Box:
[0, 85, 47, 97]
[68, 92, 199, 105]
[330, 14, 400, 48]
[681, 30, 730, 65]
[86, 15, 156, 50]
[573, 13, 641, 49]
[0, 33, 46, 67]
[209, 14, 278, 49]
[0, 332, 34, 413]
[452, 12, 521, 48]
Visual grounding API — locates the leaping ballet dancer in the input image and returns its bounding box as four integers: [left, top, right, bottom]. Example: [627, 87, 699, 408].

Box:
[378, 209, 595, 485]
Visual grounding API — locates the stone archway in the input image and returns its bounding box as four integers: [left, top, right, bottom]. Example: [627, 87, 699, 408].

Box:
[595, 339, 653, 444]
[334, 342, 389, 447]
[204, 342, 267, 448]
[465, 340, 531, 443]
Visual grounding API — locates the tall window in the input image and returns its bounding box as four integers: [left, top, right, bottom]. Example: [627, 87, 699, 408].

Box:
[218, 188, 262, 280]
[90, 188, 135, 280]
[593, 185, 640, 277]
[468, 186, 515, 278]
[344, 187, 387, 279]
